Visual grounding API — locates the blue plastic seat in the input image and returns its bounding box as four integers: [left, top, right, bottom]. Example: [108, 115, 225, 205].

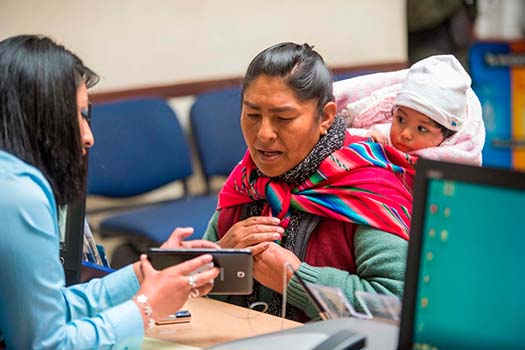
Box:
[87, 97, 218, 243]
[98, 197, 217, 243]
[333, 70, 379, 82]
[189, 87, 246, 194]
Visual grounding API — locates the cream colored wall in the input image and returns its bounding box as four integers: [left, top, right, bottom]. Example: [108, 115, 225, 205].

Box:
[0, 0, 407, 93]
[0, 0, 407, 256]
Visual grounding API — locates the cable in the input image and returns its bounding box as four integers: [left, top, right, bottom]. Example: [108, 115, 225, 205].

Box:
[201, 295, 269, 335]
[247, 301, 269, 334]
[249, 301, 269, 314]
[281, 262, 289, 330]
[199, 261, 295, 334]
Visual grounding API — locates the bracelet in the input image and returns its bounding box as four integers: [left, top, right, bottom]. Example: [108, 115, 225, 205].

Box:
[134, 294, 156, 330]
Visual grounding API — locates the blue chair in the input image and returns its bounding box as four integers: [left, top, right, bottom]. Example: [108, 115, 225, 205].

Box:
[189, 87, 247, 194]
[87, 98, 218, 245]
[333, 70, 379, 82]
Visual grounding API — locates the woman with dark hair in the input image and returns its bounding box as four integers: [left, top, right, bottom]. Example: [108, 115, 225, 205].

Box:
[0, 35, 220, 349]
[203, 42, 416, 321]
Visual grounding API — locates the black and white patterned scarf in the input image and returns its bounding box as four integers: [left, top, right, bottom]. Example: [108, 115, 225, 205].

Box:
[244, 116, 346, 320]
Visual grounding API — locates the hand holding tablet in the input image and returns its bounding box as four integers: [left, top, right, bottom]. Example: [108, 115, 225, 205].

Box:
[147, 248, 253, 295]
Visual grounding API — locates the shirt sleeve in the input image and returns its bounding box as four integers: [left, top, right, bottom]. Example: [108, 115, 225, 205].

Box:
[0, 172, 144, 349]
[286, 225, 408, 319]
[203, 210, 220, 242]
[62, 265, 140, 319]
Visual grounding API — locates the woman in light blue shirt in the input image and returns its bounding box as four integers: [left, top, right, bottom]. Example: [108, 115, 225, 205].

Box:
[0, 35, 221, 349]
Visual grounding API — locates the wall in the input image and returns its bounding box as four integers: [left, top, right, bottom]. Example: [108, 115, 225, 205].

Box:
[476, 0, 525, 40]
[0, 0, 408, 255]
[0, 0, 407, 93]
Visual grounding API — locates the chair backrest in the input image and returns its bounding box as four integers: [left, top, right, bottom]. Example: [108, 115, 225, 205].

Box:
[87, 97, 193, 198]
[190, 87, 246, 192]
[333, 70, 379, 82]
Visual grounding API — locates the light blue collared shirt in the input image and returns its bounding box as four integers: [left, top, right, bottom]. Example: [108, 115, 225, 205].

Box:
[0, 150, 144, 349]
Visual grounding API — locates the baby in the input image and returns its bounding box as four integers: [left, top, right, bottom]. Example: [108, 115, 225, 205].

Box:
[354, 55, 470, 153]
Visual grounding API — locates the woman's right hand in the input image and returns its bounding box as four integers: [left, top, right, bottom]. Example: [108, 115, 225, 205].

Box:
[134, 253, 220, 326]
[218, 216, 284, 249]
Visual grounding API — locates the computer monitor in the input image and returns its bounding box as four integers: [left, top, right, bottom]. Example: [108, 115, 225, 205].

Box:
[399, 158, 525, 350]
[58, 197, 86, 286]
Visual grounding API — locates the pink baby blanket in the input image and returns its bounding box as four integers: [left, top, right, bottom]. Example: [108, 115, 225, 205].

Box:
[333, 69, 485, 166]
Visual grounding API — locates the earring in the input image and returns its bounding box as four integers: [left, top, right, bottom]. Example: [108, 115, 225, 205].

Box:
[321, 130, 327, 136]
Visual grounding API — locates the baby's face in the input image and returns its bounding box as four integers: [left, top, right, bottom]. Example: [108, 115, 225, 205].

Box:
[390, 106, 444, 153]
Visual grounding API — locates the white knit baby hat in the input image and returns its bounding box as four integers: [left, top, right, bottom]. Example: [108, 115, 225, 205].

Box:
[394, 55, 471, 131]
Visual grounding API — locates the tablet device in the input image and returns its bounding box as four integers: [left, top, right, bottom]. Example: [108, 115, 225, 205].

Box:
[147, 248, 253, 295]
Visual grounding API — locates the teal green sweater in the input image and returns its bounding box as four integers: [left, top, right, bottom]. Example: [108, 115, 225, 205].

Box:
[203, 211, 408, 319]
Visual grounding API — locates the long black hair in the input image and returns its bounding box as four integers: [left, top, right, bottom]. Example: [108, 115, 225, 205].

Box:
[0, 35, 99, 205]
[242, 42, 334, 116]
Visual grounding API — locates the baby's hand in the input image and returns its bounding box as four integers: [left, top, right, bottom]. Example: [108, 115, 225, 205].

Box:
[366, 130, 388, 145]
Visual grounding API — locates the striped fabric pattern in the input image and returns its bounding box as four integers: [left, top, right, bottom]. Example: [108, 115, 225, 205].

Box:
[218, 136, 416, 240]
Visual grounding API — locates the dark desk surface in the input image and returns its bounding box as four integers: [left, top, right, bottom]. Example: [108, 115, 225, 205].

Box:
[339, 317, 398, 350]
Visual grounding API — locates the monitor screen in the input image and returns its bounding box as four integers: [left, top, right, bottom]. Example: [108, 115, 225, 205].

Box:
[58, 197, 86, 286]
[58, 206, 68, 243]
[399, 159, 525, 350]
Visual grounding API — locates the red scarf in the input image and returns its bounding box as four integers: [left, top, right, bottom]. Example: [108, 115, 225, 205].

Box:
[218, 133, 416, 239]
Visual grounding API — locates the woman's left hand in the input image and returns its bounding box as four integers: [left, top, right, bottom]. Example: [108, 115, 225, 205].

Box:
[161, 227, 220, 249]
[252, 243, 301, 293]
